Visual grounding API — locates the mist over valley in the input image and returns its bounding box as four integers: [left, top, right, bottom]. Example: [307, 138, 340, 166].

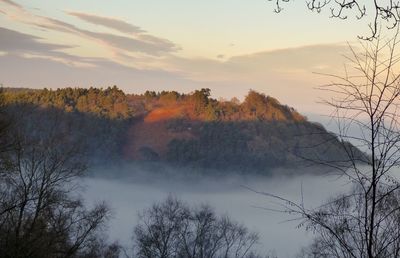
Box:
[0, 86, 363, 257]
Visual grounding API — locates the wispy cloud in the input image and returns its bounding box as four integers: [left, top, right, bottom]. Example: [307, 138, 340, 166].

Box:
[0, 53, 205, 94]
[0, 27, 103, 67]
[41, 18, 178, 56]
[168, 44, 351, 83]
[66, 11, 180, 53]
[228, 44, 350, 72]
[67, 11, 145, 34]
[0, 0, 179, 56]
[0, 27, 71, 53]
[0, 0, 21, 9]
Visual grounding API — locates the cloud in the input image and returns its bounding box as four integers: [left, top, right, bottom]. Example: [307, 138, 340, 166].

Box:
[66, 12, 179, 52]
[0, 27, 112, 68]
[0, 41, 350, 114]
[67, 11, 144, 34]
[169, 43, 351, 83]
[32, 16, 78, 34]
[159, 43, 353, 112]
[228, 44, 351, 73]
[0, 2, 179, 56]
[0, 27, 71, 53]
[38, 16, 179, 56]
[0, 50, 326, 114]
[0, 53, 205, 94]
[65, 12, 179, 55]
[0, 0, 21, 9]
[35, 17, 179, 55]
[86, 31, 178, 55]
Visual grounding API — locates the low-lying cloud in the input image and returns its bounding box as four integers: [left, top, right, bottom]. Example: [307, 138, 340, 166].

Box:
[82, 164, 350, 257]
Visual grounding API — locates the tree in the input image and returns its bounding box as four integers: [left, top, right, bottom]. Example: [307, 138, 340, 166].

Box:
[296, 187, 400, 258]
[0, 104, 112, 258]
[257, 31, 400, 257]
[0, 88, 13, 154]
[133, 196, 262, 258]
[268, 0, 400, 39]
[190, 88, 212, 116]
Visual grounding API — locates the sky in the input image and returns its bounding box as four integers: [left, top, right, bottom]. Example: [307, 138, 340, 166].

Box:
[0, 0, 373, 114]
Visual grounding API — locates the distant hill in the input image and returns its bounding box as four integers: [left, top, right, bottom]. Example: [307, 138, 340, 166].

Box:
[1, 86, 363, 173]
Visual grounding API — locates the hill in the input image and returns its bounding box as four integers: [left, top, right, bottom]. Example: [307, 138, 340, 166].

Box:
[1, 86, 361, 173]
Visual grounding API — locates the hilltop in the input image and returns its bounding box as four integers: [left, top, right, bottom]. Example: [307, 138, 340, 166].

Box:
[1, 86, 360, 173]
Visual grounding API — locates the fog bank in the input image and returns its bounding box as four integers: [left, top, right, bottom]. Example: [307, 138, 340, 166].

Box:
[82, 168, 350, 258]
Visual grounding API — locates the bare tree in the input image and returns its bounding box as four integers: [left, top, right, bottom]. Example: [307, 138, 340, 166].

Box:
[133, 196, 262, 258]
[268, 0, 400, 39]
[0, 105, 112, 258]
[255, 31, 400, 257]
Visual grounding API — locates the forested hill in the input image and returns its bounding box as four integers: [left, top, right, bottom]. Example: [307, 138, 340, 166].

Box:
[2, 86, 305, 121]
[2, 86, 360, 173]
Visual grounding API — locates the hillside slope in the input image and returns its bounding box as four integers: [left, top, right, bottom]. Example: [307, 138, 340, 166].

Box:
[2, 86, 363, 173]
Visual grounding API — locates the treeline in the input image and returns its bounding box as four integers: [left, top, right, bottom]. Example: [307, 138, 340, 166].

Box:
[136, 88, 305, 122]
[3, 87, 305, 122]
[2, 86, 362, 172]
[2, 86, 136, 164]
[3, 86, 131, 119]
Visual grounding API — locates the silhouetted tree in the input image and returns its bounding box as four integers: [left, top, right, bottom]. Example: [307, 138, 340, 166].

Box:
[268, 0, 400, 39]
[259, 31, 400, 258]
[133, 196, 262, 258]
[0, 105, 112, 258]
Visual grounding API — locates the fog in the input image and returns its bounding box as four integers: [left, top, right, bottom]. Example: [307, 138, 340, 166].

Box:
[81, 166, 351, 258]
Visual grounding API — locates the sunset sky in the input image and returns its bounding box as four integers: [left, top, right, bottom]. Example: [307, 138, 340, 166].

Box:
[0, 0, 373, 114]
